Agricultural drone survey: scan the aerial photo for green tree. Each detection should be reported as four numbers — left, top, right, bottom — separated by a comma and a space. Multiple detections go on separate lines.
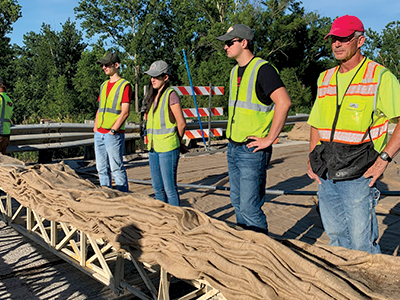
73, 44, 107, 119
0, 0, 22, 82
253, 0, 334, 111
76, 0, 240, 112
364, 21, 400, 79
11, 20, 88, 123
75, 0, 161, 112
167, 0, 236, 109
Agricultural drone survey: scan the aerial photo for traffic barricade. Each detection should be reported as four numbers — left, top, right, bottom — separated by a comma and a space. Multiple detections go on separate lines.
171, 85, 225, 148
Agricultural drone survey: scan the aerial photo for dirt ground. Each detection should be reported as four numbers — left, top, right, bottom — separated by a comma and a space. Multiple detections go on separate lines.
89, 131, 400, 257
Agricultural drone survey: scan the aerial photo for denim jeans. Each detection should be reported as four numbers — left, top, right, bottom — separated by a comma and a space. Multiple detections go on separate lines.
94, 131, 128, 192
227, 142, 272, 232
318, 176, 381, 254
149, 147, 180, 206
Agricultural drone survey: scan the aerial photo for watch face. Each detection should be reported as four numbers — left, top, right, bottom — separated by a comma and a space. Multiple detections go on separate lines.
380, 152, 391, 162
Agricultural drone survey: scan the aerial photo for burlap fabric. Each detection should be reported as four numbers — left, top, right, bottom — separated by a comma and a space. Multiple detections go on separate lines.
0, 155, 399, 300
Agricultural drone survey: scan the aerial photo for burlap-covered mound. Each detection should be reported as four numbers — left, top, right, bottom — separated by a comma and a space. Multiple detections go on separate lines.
288, 122, 311, 141
0, 155, 399, 300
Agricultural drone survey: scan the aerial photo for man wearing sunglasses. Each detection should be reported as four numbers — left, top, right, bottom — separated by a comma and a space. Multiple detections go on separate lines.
217, 24, 291, 235
94, 52, 132, 192
307, 15, 400, 253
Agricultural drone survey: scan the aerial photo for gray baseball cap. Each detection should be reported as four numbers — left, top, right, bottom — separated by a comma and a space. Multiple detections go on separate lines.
144, 60, 171, 77
97, 52, 120, 65
217, 24, 254, 41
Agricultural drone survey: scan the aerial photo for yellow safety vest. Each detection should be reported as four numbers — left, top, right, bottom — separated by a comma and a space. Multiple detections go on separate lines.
0, 93, 13, 135
97, 79, 130, 130
146, 88, 180, 152
314, 58, 388, 152
227, 57, 275, 143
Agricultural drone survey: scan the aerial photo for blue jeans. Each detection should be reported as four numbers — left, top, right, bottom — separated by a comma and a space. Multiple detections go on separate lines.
318, 176, 381, 254
227, 142, 272, 232
149, 147, 180, 206
94, 131, 128, 192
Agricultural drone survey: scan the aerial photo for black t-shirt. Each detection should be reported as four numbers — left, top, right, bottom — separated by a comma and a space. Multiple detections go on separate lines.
237, 60, 285, 105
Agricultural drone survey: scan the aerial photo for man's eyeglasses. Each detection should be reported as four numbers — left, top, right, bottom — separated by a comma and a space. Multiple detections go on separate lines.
225, 39, 243, 47
102, 62, 114, 68
331, 34, 357, 44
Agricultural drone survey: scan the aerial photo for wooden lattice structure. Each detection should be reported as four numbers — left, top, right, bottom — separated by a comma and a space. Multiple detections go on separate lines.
0, 190, 224, 300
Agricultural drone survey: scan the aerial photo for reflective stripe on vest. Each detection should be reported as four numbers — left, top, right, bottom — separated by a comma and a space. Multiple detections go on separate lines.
97, 79, 129, 130
227, 58, 275, 142
316, 60, 387, 145
0, 93, 13, 135
146, 87, 179, 152
146, 88, 176, 135
318, 120, 388, 144
319, 62, 381, 100
229, 59, 275, 113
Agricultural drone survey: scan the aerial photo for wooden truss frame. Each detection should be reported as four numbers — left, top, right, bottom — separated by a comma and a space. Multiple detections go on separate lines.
0, 190, 225, 300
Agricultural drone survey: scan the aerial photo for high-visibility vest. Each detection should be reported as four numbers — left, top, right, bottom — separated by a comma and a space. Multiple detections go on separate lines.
314, 58, 388, 152
0, 93, 13, 135
146, 88, 180, 152
227, 57, 275, 143
97, 79, 130, 130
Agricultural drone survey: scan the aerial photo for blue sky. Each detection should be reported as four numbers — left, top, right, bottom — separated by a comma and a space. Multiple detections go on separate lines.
8, 0, 400, 46
300, 0, 400, 33
9, 0, 82, 46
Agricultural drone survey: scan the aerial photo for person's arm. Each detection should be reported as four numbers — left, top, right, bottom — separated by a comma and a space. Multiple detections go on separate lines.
364, 117, 400, 186
247, 86, 291, 152
93, 109, 99, 133
307, 126, 322, 184
110, 103, 130, 134
170, 102, 186, 141
94, 93, 101, 133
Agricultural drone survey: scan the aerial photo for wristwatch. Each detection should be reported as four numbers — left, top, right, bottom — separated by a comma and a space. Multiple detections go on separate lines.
110, 129, 116, 134
379, 151, 392, 162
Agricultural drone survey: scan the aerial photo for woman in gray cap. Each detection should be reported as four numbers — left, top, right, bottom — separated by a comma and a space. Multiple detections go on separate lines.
143, 60, 186, 206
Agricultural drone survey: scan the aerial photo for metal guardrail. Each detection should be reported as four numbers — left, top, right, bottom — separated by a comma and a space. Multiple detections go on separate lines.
8, 122, 140, 153
7, 114, 309, 153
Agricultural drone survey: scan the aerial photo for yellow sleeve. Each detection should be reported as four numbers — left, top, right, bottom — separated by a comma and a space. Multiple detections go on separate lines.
376, 70, 400, 122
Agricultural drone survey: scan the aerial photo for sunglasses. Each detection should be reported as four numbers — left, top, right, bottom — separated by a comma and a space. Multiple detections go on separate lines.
151, 74, 166, 80
225, 39, 243, 47
331, 33, 357, 44
102, 62, 114, 68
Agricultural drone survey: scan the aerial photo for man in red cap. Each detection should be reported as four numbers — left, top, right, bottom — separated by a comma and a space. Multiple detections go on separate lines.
307, 15, 400, 253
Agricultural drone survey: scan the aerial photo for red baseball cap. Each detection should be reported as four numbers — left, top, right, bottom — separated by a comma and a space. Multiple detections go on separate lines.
324, 15, 364, 39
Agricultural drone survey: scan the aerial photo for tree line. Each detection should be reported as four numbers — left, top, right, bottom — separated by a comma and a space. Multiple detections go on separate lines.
1, 0, 400, 125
